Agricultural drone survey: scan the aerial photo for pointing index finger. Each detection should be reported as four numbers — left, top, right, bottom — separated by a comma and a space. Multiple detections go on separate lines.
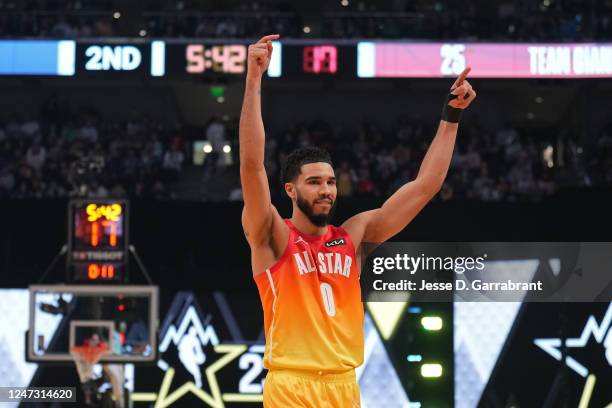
257, 34, 280, 44
452, 66, 471, 88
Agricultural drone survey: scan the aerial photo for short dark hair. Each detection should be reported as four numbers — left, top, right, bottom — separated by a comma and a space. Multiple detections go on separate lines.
280, 146, 333, 184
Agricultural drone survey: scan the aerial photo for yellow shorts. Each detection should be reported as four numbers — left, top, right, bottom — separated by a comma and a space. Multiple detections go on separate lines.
263, 368, 361, 408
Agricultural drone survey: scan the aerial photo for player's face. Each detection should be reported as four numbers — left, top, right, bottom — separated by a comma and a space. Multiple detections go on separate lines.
292, 162, 337, 227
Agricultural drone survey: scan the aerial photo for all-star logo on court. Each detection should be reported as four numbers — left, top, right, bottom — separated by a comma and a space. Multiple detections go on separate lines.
325, 238, 346, 248
157, 292, 220, 386
534, 302, 612, 378
533, 302, 612, 405
133, 292, 265, 407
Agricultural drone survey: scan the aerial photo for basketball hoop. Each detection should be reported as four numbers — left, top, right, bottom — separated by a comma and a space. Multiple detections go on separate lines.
70, 342, 109, 383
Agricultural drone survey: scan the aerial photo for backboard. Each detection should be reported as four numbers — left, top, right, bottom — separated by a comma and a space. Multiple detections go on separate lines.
27, 284, 158, 363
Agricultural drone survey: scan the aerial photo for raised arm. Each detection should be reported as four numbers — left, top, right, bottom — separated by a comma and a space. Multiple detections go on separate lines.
343, 68, 477, 245
239, 34, 279, 245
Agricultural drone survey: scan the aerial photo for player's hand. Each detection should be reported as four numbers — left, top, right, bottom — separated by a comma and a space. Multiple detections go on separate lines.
448, 67, 477, 110
247, 34, 279, 80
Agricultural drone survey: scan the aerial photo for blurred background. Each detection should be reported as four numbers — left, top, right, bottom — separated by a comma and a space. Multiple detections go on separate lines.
0, 0, 611, 407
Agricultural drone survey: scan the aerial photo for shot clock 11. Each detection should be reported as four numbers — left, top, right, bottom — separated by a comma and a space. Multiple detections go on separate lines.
67, 200, 128, 283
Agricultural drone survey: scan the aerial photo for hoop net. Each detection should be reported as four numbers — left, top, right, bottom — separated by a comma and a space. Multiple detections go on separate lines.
70, 342, 110, 383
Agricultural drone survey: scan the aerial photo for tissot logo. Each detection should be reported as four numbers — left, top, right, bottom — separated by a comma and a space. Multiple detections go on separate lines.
325, 238, 346, 248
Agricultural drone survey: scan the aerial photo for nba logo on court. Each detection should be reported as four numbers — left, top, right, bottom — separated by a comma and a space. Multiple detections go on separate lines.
157, 292, 220, 387
136, 292, 267, 407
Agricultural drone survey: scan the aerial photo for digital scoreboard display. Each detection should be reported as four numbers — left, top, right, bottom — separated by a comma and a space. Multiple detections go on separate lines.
75, 43, 152, 77
277, 44, 356, 78
163, 43, 355, 78
357, 42, 612, 78
68, 200, 128, 282
303, 45, 338, 74
5, 39, 611, 79
164, 43, 250, 77
185, 44, 247, 74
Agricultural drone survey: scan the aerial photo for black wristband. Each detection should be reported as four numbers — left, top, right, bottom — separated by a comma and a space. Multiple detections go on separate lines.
441, 93, 463, 123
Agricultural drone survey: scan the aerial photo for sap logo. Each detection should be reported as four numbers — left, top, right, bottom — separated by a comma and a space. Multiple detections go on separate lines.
325, 238, 346, 248
85, 45, 142, 71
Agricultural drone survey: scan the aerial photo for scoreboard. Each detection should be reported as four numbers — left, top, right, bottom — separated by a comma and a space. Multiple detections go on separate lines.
67, 200, 128, 283
70, 40, 358, 78
1, 39, 611, 79
166, 43, 249, 76
76, 43, 151, 77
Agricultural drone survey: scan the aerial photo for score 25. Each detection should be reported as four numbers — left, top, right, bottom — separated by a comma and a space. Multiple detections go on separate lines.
440, 44, 466, 76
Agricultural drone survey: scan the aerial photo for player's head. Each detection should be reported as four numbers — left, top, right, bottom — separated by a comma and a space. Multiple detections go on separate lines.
281, 146, 336, 227
89, 333, 100, 346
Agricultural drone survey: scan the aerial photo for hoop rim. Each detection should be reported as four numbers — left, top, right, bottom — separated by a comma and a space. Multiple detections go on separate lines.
70, 342, 110, 365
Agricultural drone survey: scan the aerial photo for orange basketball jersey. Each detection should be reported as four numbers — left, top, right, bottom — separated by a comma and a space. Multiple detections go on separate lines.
254, 219, 364, 372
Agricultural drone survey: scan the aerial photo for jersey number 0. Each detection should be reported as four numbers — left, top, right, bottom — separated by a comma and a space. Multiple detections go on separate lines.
320, 283, 336, 317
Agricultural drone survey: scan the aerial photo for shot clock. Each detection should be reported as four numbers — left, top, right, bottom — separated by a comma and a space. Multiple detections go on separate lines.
67, 200, 128, 283
303, 45, 338, 74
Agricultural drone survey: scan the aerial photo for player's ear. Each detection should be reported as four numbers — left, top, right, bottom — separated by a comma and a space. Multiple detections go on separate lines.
284, 182, 296, 199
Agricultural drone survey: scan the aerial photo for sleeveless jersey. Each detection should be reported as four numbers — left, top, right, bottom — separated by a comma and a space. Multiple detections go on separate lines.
254, 219, 364, 372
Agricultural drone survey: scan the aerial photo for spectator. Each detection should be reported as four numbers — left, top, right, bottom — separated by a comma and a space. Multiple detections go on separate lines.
5, 0, 605, 41
0, 166, 15, 196
110, 183, 128, 198
357, 167, 376, 195
79, 120, 98, 144
21, 117, 40, 138
472, 164, 497, 201
25, 141, 46, 173
336, 161, 357, 197
87, 180, 109, 198
0, 97, 607, 202
204, 117, 226, 176
439, 181, 454, 201
206, 117, 226, 154
228, 185, 244, 201
162, 145, 185, 181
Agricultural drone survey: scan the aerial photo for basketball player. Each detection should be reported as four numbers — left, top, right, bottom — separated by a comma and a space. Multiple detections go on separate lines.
240, 34, 476, 407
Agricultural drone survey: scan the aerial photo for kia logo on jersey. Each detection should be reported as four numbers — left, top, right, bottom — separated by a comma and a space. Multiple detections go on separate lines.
325, 238, 346, 248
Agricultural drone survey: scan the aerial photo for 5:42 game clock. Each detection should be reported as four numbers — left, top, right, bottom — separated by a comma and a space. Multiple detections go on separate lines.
68, 200, 128, 283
